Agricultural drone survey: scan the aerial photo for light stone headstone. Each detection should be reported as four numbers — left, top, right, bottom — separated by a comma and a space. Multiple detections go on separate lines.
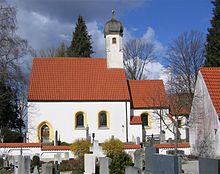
54, 153, 62, 164
136, 137, 140, 145
42, 163, 53, 174
84, 154, 96, 174
13, 155, 25, 174
134, 149, 143, 170
33, 166, 39, 174
125, 166, 141, 174
90, 140, 103, 157
64, 152, 69, 160
99, 157, 112, 174
24, 156, 31, 174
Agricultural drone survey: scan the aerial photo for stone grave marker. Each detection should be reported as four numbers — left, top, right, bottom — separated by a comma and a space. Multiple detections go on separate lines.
99, 157, 111, 174
24, 156, 31, 174
42, 163, 53, 174
134, 149, 143, 170
125, 166, 141, 174
153, 154, 181, 174
33, 166, 39, 174
144, 147, 156, 174
84, 154, 96, 174
64, 152, 69, 160
90, 140, 103, 157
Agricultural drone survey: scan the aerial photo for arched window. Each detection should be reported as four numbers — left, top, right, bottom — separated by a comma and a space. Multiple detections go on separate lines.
37, 121, 53, 143
75, 112, 85, 128
99, 111, 108, 128
141, 113, 148, 127
112, 37, 116, 44
41, 125, 50, 143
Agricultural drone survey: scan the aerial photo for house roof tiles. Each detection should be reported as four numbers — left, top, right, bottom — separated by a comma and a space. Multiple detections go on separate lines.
200, 68, 220, 116
28, 58, 130, 101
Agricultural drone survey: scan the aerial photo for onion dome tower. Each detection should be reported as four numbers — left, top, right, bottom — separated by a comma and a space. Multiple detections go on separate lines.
104, 11, 124, 68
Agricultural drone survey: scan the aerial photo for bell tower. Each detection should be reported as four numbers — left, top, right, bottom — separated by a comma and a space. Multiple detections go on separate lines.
104, 11, 123, 68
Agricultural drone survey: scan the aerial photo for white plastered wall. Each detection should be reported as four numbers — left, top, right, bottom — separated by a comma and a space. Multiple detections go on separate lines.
189, 71, 220, 157
28, 101, 129, 143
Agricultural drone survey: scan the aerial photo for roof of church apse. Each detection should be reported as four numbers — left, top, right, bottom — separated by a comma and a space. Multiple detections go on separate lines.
128, 80, 169, 109
28, 57, 130, 101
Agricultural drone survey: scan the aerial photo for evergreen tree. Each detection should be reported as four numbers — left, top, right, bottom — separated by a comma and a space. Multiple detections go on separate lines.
205, 0, 220, 67
67, 16, 93, 57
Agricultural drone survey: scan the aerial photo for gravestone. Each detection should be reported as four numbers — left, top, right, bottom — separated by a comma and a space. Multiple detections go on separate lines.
125, 166, 141, 174
136, 137, 140, 144
64, 152, 69, 160
13, 155, 24, 174
84, 154, 96, 174
134, 149, 143, 170
24, 156, 31, 174
153, 154, 181, 174
99, 157, 111, 174
199, 157, 220, 174
90, 140, 103, 157
54, 153, 62, 164
144, 147, 156, 174
33, 166, 39, 174
42, 163, 53, 174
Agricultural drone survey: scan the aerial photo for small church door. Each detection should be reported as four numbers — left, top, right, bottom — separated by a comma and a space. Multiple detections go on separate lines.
41, 125, 50, 143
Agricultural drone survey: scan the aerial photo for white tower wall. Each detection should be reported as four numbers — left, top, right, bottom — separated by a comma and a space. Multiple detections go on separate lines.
105, 34, 123, 68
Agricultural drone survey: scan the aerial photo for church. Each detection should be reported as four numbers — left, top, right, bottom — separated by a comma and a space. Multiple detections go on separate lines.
27, 15, 174, 144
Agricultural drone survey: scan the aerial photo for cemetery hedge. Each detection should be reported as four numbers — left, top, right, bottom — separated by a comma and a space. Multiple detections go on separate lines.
102, 138, 124, 156
70, 139, 91, 158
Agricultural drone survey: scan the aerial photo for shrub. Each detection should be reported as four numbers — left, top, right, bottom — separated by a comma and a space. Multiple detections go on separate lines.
30, 155, 40, 173
102, 138, 124, 157
1, 128, 23, 143
109, 151, 133, 174
60, 159, 83, 172
70, 139, 91, 159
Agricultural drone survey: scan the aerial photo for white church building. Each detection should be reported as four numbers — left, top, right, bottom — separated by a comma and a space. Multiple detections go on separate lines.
27, 15, 175, 144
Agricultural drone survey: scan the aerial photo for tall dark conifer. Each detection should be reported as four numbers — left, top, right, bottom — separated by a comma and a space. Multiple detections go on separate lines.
67, 16, 93, 57
205, 0, 220, 67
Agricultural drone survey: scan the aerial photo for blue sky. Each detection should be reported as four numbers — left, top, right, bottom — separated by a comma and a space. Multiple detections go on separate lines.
11, 0, 213, 79
121, 0, 212, 45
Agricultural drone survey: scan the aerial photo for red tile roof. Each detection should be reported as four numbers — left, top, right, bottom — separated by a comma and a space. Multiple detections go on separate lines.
123, 144, 141, 149
0, 143, 41, 148
42, 146, 70, 151
28, 58, 130, 101
200, 68, 220, 116
130, 116, 142, 125
153, 143, 190, 149
128, 80, 169, 109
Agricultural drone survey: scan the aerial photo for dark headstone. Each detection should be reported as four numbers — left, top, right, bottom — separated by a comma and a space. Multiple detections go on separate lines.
144, 147, 156, 174
199, 157, 220, 174
153, 154, 181, 174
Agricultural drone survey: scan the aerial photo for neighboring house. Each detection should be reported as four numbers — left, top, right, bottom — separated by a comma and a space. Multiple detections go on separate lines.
27, 15, 173, 144
189, 67, 220, 157
169, 93, 192, 141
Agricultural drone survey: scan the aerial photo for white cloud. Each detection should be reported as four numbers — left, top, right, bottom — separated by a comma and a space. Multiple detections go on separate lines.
144, 62, 168, 82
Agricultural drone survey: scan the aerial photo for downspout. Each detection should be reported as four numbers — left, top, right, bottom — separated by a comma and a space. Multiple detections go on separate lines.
125, 102, 128, 142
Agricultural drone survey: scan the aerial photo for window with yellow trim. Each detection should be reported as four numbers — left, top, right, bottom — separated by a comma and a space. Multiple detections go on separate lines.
141, 113, 149, 127
75, 112, 85, 128
99, 111, 108, 128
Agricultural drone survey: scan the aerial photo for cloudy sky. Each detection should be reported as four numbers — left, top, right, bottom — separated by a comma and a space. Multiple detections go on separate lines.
10, 0, 212, 79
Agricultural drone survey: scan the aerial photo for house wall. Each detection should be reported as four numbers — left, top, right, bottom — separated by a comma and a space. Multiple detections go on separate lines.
28, 101, 130, 143
189, 71, 220, 157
